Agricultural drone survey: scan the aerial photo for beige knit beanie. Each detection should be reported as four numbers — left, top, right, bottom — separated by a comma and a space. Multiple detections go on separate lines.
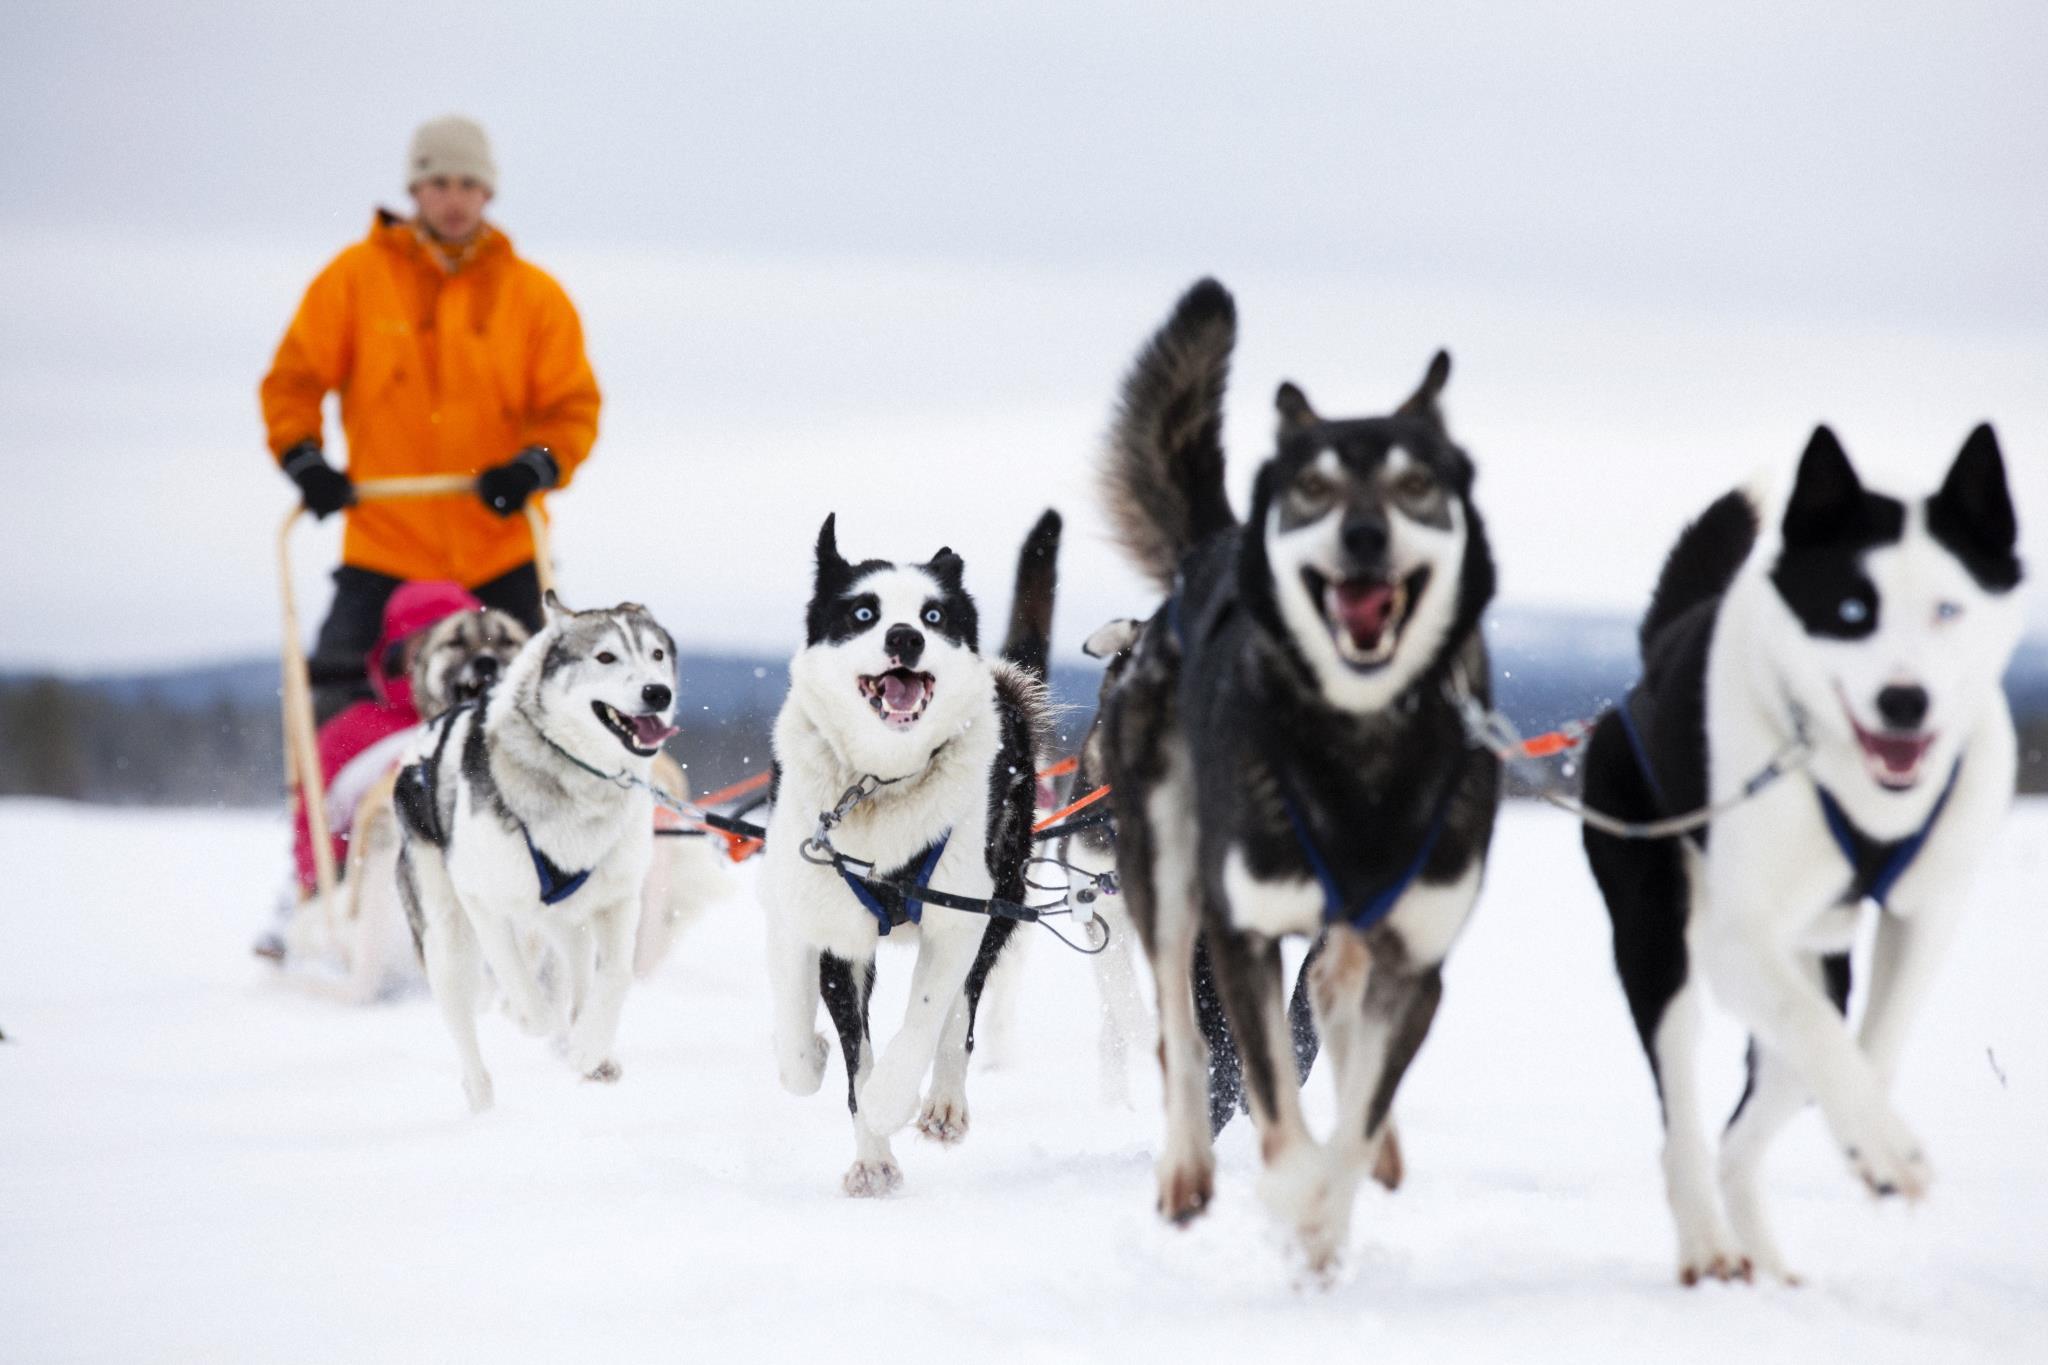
406, 116, 497, 192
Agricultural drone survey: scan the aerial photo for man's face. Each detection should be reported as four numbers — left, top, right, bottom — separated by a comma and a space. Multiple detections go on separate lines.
409, 175, 492, 243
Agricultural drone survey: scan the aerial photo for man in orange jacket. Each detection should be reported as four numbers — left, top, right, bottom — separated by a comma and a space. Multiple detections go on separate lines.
261, 115, 600, 720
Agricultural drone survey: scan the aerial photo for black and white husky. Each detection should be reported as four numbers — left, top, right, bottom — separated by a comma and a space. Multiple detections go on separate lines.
1094, 279, 1501, 1269
394, 593, 680, 1112
762, 514, 1050, 1196
1581, 425, 2023, 1285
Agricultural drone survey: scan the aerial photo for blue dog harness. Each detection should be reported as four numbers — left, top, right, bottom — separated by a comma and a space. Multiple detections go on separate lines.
1615, 684, 1958, 907
1280, 782, 1456, 932
524, 830, 592, 906
838, 835, 951, 935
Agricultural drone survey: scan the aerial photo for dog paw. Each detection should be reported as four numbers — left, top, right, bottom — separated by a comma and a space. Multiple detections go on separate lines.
1260, 1143, 1355, 1275
1156, 1158, 1215, 1225
1678, 1253, 1755, 1288
857, 1051, 923, 1135
1371, 1125, 1404, 1192
462, 1070, 495, 1115
915, 1097, 969, 1145
1841, 1109, 1931, 1200
841, 1159, 903, 1198
582, 1059, 622, 1084
777, 1032, 829, 1097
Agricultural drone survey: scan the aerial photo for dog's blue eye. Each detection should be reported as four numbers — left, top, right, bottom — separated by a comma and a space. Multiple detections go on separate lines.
853, 606, 874, 623
1838, 598, 1869, 625
596, 651, 617, 664
1935, 601, 1962, 623
923, 608, 942, 626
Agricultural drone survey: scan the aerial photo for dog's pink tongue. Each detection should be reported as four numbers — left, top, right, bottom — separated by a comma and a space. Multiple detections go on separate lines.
1870, 733, 1929, 775
629, 714, 678, 747
880, 671, 928, 711
1331, 580, 1396, 643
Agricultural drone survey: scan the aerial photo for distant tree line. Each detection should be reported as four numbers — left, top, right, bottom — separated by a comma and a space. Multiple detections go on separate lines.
5, 651, 2046, 807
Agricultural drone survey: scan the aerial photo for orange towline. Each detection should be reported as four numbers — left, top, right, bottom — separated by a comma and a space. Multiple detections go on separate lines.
1033, 782, 1112, 834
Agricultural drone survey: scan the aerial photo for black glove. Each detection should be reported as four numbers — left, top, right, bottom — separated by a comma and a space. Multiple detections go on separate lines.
280, 440, 353, 519
476, 446, 559, 517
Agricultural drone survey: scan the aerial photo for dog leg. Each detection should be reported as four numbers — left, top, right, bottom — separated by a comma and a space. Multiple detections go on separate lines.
1135, 798, 1215, 1223
858, 919, 981, 1136
408, 851, 494, 1113
1717, 952, 1847, 1285
1701, 919, 1928, 1201
822, 952, 900, 1195
767, 925, 829, 1097
1091, 903, 1149, 1107
468, 905, 555, 1039
1207, 921, 1338, 1270
1650, 978, 1748, 1284
563, 898, 639, 1082
1859, 904, 1962, 1089
918, 993, 973, 1145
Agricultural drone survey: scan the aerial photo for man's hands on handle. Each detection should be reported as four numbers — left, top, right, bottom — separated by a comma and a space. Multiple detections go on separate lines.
281, 440, 354, 519
477, 446, 559, 517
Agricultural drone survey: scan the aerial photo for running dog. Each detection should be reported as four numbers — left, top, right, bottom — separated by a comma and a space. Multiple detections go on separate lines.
1095, 279, 1500, 1270
395, 593, 679, 1112
1580, 424, 2023, 1285
762, 513, 1051, 1196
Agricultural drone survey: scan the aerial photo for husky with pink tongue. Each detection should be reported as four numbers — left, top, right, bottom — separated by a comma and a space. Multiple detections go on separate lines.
394, 591, 681, 1113
762, 513, 1052, 1197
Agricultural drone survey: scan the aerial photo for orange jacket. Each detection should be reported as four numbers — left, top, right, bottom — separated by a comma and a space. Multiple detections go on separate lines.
261, 211, 600, 585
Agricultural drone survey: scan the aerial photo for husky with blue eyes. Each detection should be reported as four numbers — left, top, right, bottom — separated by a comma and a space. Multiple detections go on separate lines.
762, 512, 1053, 1196
1580, 425, 2023, 1285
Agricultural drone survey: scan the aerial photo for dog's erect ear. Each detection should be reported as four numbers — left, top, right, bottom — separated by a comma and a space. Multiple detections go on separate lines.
926, 546, 965, 590
1928, 423, 2022, 591
542, 589, 571, 625
1082, 618, 1142, 660
1275, 381, 1318, 433
1781, 425, 1863, 546
814, 513, 850, 593
1395, 350, 1452, 426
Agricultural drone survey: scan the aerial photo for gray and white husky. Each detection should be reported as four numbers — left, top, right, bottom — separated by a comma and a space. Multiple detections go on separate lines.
1581, 424, 2024, 1285
394, 592, 679, 1112
1094, 279, 1501, 1270
762, 514, 1049, 1196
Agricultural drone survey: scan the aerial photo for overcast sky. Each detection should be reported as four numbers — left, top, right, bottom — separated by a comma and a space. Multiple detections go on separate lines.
2, 1, 2043, 670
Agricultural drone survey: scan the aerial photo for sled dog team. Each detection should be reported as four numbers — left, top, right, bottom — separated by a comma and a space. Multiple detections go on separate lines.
382, 277, 2024, 1285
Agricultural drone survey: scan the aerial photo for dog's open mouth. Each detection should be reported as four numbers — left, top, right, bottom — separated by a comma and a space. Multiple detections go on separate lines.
858, 668, 934, 729
1845, 705, 1935, 791
1305, 566, 1429, 669
592, 700, 678, 756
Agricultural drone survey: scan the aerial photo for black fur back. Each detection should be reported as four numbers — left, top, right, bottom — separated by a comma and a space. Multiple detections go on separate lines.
1639, 491, 1759, 658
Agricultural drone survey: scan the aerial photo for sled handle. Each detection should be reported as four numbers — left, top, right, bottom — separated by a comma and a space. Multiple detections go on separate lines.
278, 477, 558, 918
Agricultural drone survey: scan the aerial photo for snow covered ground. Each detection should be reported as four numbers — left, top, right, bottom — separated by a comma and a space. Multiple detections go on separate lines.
3, 798, 2044, 1363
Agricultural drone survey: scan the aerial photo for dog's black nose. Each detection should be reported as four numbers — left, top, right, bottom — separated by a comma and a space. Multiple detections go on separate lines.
1876, 684, 1929, 731
1341, 514, 1389, 565
884, 625, 925, 668
471, 655, 499, 679
641, 682, 673, 711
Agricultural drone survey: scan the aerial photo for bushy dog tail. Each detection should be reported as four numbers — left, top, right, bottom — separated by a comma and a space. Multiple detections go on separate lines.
1639, 489, 1761, 657
1000, 508, 1062, 679
1099, 278, 1239, 591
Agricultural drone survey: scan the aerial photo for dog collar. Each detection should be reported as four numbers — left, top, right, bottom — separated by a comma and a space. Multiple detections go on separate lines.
1814, 762, 1962, 909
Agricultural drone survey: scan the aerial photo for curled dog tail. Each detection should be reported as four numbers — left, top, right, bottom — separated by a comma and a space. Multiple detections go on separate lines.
1000, 508, 1062, 680
1639, 489, 1760, 657
1099, 278, 1239, 591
